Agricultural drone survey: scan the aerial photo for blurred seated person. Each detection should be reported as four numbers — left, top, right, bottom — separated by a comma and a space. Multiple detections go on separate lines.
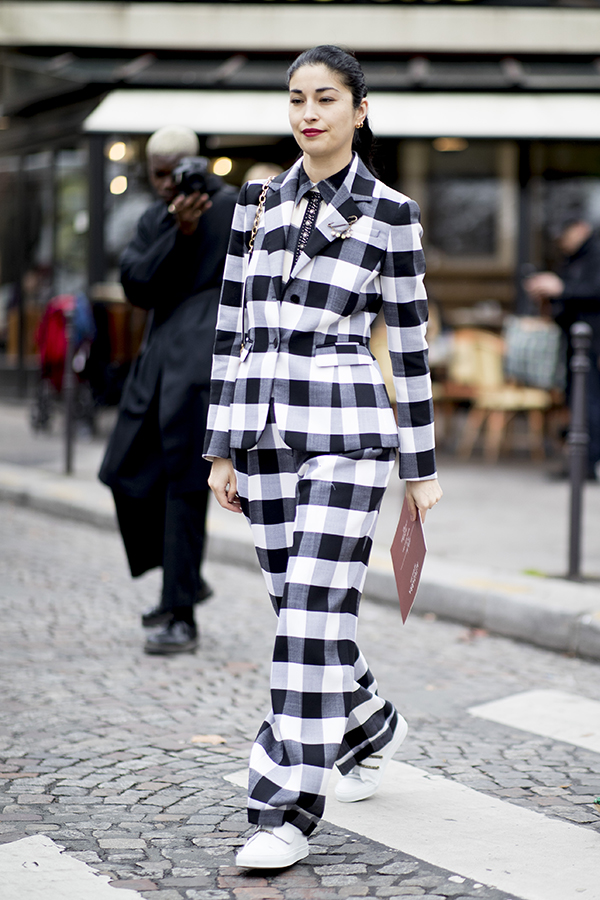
524, 218, 600, 480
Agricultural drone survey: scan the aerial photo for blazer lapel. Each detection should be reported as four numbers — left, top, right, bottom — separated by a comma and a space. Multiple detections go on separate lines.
295, 192, 362, 268
260, 163, 300, 301
289, 156, 375, 281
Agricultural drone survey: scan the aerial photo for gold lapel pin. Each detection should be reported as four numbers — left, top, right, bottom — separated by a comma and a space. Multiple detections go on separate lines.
328, 216, 358, 240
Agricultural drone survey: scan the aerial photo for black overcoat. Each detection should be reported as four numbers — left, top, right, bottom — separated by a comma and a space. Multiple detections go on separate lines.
99, 178, 236, 572
554, 234, 600, 358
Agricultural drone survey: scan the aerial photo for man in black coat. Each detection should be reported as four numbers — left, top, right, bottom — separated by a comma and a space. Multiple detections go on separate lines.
99, 125, 236, 652
525, 218, 600, 479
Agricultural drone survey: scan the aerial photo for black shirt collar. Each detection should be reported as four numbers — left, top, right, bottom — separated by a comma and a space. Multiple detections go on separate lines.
295, 159, 353, 206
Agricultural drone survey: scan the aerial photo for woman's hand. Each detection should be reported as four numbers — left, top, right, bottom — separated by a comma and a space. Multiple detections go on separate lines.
208, 458, 243, 514
405, 478, 442, 523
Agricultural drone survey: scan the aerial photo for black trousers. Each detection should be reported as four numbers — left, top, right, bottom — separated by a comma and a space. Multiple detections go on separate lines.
113, 486, 209, 609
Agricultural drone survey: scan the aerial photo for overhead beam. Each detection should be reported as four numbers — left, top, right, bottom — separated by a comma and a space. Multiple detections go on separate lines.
1, 2, 600, 55
83, 89, 600, 140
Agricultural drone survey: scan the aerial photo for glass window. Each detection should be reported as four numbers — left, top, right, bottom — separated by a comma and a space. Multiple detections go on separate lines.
20, 151, 55, 357
399, 139, 518, 312
400, 139, 518, 274
0, 157, 22, 355
528, 142, 600, 269
428, 177, 499, 257
55, 146, 88, 294
104, 136, 153, 283
425, 142, 505, 263
0, 151, 58, 360
24, 151, 54, 276
543, 178, 600, 231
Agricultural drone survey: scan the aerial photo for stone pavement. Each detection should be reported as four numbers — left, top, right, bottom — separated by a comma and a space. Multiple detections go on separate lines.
1, 502, 600, 900
0, 401, 599, 660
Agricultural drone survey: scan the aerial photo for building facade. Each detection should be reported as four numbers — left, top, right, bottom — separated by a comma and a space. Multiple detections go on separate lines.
2, 0, 600, 393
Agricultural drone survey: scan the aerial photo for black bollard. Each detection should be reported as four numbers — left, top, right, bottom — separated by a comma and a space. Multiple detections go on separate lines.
567, 321, 592, 580
63, 305, 76, 475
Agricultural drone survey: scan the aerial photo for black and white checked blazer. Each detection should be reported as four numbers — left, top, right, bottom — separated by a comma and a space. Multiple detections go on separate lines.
204, 154, 436, 480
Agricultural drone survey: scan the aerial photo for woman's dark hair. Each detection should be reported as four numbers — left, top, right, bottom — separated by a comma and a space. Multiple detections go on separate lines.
287, 45, 376, 175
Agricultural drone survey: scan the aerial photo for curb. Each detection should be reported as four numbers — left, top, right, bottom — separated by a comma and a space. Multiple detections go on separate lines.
0, 476, 117, 532
365, 562, 600, 661
2, 471, 600, 662
0, 484, 117, 532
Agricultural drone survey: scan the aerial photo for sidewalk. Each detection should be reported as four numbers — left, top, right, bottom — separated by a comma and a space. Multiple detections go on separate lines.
1, 400, 599, 660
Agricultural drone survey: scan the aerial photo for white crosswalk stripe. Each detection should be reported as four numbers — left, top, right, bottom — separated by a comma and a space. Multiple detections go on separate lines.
469, 689, 600, 753
226, 688, 600, 900
226, 763, 600, 900
0, 834, 141, 900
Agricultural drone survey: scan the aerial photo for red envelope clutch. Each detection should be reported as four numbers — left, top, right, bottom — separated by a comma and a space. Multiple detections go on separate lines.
391, 496, 427, 623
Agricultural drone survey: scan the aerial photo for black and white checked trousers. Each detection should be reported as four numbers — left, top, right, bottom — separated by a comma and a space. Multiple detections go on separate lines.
232, 407, 399, 835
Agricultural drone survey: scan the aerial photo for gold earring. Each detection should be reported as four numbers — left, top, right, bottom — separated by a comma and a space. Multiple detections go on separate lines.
356, 122, 364, 130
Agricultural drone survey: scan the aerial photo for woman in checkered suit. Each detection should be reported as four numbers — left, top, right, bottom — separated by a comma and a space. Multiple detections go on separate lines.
205, 45, 442, 869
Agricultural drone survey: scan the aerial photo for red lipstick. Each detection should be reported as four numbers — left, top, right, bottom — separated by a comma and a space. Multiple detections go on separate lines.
302, 129, 324, 136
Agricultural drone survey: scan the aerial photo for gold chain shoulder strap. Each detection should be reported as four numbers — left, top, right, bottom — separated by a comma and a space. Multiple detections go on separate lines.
247, 176, 273, 257
240, 176, 273, 357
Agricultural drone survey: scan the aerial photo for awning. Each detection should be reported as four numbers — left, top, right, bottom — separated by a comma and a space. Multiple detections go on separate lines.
83, 89, 600, 141
83, 90, 289, 136
373, 93, 600, 140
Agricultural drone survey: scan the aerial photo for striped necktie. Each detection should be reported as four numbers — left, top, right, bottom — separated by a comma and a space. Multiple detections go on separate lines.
293, 190, 321, 268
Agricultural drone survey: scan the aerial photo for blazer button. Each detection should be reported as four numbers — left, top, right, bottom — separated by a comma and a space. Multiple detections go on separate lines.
290, 294, 300, 304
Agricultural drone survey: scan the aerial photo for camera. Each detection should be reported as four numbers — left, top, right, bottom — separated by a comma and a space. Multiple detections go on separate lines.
171, 157, 218, 197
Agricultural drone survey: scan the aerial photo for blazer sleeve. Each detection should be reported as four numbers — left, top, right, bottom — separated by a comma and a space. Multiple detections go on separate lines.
203, 182, 254, 460
380, 197, 437, 481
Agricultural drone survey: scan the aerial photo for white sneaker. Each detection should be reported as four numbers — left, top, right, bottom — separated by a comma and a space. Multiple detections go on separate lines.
235, 822, 309, 869
334, 714, 408, 803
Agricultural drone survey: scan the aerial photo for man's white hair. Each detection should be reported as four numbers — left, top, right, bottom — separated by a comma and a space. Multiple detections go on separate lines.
146, 126, 199, 158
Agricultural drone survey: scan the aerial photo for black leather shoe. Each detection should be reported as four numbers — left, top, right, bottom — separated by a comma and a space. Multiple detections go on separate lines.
197, 578, 214, 603
142, 580, 213, 628
141, 603, 171, 628
144, 619, 198, 655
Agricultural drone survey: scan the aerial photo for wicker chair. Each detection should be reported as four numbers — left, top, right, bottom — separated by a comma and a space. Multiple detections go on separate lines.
437, 328, 555, 462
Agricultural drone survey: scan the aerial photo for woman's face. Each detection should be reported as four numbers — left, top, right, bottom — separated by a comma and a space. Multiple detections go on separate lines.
288, 63, 367, 167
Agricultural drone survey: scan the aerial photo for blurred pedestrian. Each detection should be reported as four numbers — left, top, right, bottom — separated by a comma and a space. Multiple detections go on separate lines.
31, 291, 96, 433
205, 46, 441, 869
524, 217, 600, 480
99, 125, 236, 654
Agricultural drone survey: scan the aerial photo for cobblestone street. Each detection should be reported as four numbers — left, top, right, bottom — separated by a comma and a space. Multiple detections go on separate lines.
1, 502, 600, 900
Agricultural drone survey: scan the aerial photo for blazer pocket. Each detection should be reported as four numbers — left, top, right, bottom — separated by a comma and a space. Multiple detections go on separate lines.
347, 222, 381, 242
315, 342, 373, 367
